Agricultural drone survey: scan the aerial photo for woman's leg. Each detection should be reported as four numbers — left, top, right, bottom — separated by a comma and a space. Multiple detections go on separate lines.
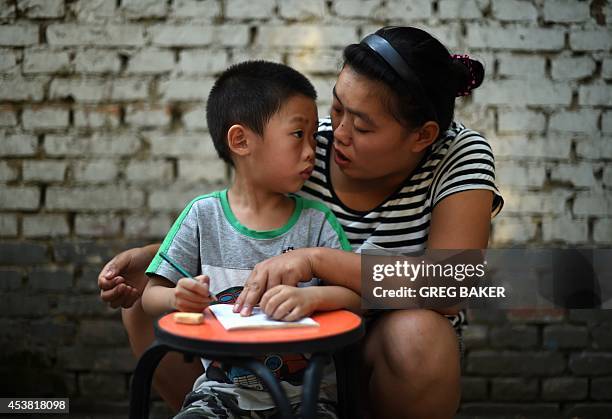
122, 299, 204, 412
362, 309, 461, 419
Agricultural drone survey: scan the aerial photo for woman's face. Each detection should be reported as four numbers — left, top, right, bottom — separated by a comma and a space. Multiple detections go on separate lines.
330, 66, 424, 183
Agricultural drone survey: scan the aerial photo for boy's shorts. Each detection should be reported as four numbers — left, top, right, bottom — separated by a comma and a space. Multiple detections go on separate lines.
174, 386, 338, 419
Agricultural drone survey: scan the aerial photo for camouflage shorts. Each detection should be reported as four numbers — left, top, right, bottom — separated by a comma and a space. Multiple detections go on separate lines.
174, 386, 338, 419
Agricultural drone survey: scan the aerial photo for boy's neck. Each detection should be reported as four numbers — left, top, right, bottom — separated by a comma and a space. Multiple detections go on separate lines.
227, 177, 296, 232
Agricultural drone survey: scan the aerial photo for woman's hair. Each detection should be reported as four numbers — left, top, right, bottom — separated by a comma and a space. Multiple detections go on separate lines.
343, 26, 484, 134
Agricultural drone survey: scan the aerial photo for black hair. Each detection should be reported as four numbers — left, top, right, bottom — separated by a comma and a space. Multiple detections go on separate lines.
343, 26, 484, 134
206, 60, 317, 166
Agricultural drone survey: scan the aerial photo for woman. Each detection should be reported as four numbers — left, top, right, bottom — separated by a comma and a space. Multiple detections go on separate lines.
99, 26, 503, 419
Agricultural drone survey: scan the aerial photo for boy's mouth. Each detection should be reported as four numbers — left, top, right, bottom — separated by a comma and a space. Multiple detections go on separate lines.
300, 166, 314, 179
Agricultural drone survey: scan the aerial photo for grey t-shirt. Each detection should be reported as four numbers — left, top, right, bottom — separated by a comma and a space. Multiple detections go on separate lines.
146, 189, 350, 410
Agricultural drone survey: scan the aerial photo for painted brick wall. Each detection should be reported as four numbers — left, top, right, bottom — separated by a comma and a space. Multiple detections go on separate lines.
0, 1, 610, 417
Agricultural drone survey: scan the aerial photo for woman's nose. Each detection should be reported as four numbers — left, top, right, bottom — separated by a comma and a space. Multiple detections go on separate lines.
334, 121, 352, 146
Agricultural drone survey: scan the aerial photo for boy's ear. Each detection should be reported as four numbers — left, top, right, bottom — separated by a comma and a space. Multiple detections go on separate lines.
410, 121, 440, 153
227, 124, 252, 157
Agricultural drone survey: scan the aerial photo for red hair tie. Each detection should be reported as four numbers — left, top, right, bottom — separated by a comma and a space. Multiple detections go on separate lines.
452, 54, 476, 97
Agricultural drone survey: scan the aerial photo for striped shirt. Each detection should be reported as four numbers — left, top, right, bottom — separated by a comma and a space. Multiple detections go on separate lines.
298, 117, 504, 254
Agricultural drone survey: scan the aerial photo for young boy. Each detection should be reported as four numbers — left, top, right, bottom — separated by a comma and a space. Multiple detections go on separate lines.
141, 61, 360, 418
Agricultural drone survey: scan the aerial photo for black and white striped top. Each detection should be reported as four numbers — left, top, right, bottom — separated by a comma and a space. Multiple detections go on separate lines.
298, 117, 504, 254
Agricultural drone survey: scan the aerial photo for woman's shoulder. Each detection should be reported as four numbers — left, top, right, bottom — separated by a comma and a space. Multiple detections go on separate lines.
434, 121, 495, 163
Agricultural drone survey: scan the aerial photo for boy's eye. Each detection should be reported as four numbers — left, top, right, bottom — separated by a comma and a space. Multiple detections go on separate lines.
292, 130, 304, 139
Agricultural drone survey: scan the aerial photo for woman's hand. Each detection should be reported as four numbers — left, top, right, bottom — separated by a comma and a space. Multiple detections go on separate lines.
260, 285, 318, 321
233, 248, 315, 316
172, 275, 215, 313
98, 244, 159, 309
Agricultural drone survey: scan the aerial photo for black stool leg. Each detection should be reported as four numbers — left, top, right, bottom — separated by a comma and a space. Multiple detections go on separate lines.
301, 353, 331, 419
129, 342, 170, 419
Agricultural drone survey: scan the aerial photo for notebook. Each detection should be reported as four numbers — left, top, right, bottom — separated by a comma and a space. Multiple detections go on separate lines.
209, 304, 319, 330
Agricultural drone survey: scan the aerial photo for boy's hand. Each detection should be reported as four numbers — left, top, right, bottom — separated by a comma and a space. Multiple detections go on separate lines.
259, 285, 318, 321
172, 275, 215, 312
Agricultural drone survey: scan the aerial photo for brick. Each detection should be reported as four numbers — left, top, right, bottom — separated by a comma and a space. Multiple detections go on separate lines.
110, 78, 149, 101
4, 293, 51, 316
551, 56, 596, 80
333, 0, 383, 19
570, 352, 612, 375
75, 214, 121, 237
491, 378, 538, 401
0, 107, 17, 126
288, 49, 343, 74
50, 78, 108, 102
148, 133, 216, 158
150, 187, 218, 211
127, 49, 175, 74
497, 53, 546, 78
22, 107, 70, 130
593, 219, 612, 244
124, 214, 173, 238
438, 0, 482, 19
575, 136, 612, 160
0, 187, 39, 210
93, 347, 136, 372
23, 49, 70, 74
121, 0, 167, 18
510, 309, 568, 323
383, 0, 431, 19
0, 49, 18, 72
178, 159, 227, 183
177, 50, 228, 75
0, 77, 45, 101
226, 0, 275, 19
0, 214, 18, 237
71, 0, 116, 21
28, 267, 72, 290
125, 160, 173, 183
591, 321, 612, 349
500, 189, 569, 215
489, 324, 538, 349
569, 310, 612, 323
566, 404, 612, 419
550, 162, 598, 188
257, 26, 356, 48
74, 50, 120, 74
279, 0, 325, 20
461, 377, 487, 401
79, 373, 126, 399
45, 133, 141, 157
46, 186, 145, 210
158, 77, 214, 101
72, 159, 118, 183
543, 0, 591, 22
150, 25, 213, 46
498, 109, 546, 134
570, 29, 612, 51
76, 266, 104, 293
603, 112, 612, 134
125, 105, 171, 128
573, 193, 610, 216
543, 325, 589, 349
0, 242, 48, 264
74, 106, 121, 128
495, 161, 545, 188
53, 240, 115, 264
542, 216, 589, 243
47, 24, 145, 47
550, 109, 599, 134
603, 58, 612, 79
542, 377, 588, 401
23, 214, 70, 237
592, 378, 612, 400
493, 135, 574, 161
182, 105, 208, 129
0, 161, 18, 181
0, 0, 15, 17
0, 25, 38, 46
76, 320, 128, 345
18, 0, 65, 18
580, 82, 612, 106
0, 269, 22, 289
466, 350, 565, 376
28, 319, 76, 346
459, 403, 560, 417
23, 160, 67, 182
229, 49, 283, 65
172, 0, 221, 18
474, 79, 572, 105
491, 0, 537, 21
467, 24, 564, 51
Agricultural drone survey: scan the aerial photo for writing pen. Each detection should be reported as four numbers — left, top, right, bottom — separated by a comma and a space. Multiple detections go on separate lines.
159, 251, 217, 302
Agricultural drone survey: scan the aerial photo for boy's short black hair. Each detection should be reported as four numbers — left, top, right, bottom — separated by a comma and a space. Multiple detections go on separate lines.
206, 60, 317, 166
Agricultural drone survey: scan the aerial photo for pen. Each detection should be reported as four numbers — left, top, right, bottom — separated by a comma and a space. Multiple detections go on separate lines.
159, 252, 217, 302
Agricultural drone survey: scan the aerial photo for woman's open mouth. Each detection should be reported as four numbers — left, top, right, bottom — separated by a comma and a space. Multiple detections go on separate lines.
333, 147, 351, 167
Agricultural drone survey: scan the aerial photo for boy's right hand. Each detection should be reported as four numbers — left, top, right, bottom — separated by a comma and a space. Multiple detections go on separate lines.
172, 275, 215, 312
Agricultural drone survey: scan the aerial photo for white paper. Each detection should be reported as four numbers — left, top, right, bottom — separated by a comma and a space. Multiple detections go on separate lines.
209, 304, 319, 330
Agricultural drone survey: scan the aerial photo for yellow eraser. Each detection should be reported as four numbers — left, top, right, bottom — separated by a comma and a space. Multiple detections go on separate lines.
173, 312, 204, 325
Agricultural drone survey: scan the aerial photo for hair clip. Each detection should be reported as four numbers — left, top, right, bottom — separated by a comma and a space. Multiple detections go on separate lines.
451, 54, 476, 97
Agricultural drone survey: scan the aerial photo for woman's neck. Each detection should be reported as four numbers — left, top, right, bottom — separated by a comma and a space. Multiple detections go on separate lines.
227, 178, 295, 231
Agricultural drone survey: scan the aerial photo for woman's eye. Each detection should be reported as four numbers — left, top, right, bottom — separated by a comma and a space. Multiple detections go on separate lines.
292, 130, 304, 139
355, 126, 369, 134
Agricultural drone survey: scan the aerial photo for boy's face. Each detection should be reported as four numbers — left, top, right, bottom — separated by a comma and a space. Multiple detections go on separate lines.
250, 95, 318, 193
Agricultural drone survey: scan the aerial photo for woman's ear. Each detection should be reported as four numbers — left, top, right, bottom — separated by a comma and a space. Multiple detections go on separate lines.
411, 121, 440, 153
227, 124, 251, 157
